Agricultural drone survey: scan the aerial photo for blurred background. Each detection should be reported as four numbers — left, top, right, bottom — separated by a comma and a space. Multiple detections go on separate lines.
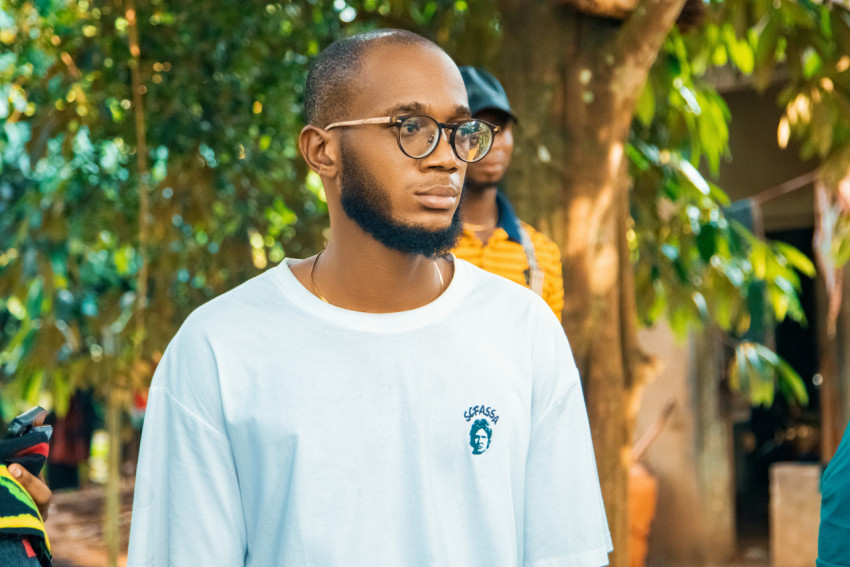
1, 1, 849, 566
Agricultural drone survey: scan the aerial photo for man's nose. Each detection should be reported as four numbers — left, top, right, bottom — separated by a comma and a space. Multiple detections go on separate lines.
421, 128, 460, 169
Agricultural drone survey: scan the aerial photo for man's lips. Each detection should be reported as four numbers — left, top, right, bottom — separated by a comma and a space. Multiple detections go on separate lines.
473, 162, 504, 174
415, 186, 459, 210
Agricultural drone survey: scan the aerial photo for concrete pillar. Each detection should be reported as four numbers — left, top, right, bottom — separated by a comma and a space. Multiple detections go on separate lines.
769, 462, 821, 567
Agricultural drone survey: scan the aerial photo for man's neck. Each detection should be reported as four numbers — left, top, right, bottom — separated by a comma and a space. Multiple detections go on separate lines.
290, 218, 451, 313
460, 184, 499, 228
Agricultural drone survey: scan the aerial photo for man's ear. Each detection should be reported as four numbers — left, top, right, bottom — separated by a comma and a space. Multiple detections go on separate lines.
299, 125, 339, 177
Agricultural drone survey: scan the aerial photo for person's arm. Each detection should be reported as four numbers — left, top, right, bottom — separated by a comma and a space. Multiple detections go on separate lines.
7, 464, 51, 520
523, 312, 611, 567
127, 319, 247, 566
818, 425, 850, 567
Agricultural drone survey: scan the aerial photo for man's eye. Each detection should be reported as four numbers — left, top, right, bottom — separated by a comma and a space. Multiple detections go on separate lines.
403, 123, 421, 134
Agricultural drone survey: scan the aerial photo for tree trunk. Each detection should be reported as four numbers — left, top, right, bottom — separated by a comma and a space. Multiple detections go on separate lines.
497, 2, 685, 565
814, 179, 846, 460
104, 385, 122, 567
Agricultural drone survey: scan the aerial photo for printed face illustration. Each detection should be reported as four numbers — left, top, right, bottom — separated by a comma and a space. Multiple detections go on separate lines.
473, 430, 489, 453
469, 419, 492, 455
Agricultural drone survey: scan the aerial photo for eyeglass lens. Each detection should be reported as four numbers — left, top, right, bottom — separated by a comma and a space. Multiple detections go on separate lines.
398, 116, 494, 163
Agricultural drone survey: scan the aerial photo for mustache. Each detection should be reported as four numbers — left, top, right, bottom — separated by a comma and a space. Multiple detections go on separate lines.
409, 178, 462, 192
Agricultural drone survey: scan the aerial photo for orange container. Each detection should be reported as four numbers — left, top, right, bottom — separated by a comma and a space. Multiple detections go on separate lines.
628, 462, 659, 567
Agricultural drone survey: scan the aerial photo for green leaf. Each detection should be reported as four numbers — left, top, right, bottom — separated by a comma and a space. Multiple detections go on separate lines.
746, 280, 766, 338
767, 285, 790, 321
52, 371, 72, 417
732, 343, 750, 395
775, 354, 809, 406
802, 48, 823, 79
748, 246, 765, 282
743, 343, 774, 406
673, 157, 711, 195
692, 291, 708, 321
696, 223, 716, 262
708, 182, 732, 206
25, 277, 44, 316
811, 98, 835, 157
636, 82, 656, 126
723, 24, 755, 74
723, 262, 746, 288
753, 16, 780, 90
773, 241, 816, 277
626, 143, 651, 171
23, 370, 44, 407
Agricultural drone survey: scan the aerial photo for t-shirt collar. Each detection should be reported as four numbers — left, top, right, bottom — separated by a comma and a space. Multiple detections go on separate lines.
496, 191, 523, 243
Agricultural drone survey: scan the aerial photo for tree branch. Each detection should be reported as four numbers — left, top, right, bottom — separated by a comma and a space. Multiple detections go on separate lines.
125, 0, 151, 381
609, 0, 687, 98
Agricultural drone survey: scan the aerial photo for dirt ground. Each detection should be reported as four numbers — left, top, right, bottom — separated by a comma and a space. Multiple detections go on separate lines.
45, 478, 133, 567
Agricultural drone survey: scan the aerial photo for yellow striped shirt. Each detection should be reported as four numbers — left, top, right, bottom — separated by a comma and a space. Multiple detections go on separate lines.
453, 194, 564, 321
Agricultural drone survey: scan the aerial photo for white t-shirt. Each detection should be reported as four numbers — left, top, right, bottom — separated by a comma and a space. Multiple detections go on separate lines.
127, 258, 612, 567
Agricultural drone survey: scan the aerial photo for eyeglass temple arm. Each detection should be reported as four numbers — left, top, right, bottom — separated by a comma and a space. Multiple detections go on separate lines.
324, 117, 394, 130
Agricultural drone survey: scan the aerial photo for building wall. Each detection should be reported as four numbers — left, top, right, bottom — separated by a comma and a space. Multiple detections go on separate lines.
636, 323, 735, 566
715, 87, 817, 232
636, 85, 823, 565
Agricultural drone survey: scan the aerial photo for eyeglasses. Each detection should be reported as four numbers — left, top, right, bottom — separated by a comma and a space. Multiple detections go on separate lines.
324, 114, 500, 163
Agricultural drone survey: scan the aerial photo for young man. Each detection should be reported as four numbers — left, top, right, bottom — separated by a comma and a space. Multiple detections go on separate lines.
454, 67, 565, 321
127, 30, 611, 566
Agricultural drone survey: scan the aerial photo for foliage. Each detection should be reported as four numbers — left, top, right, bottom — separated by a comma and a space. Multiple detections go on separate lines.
729, 341, 809, 407
626, 0, 850, 406
698, 0, 850, 180
698, 0, 850, 261
0, 0, 350, 415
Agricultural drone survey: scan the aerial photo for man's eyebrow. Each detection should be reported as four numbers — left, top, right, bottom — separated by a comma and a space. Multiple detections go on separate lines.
384, 102, 426, 116
382, 102, 472, 120
453, 104, 471, 119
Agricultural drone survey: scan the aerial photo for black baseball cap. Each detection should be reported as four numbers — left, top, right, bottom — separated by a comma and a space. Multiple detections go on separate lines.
459, 66, 518, 123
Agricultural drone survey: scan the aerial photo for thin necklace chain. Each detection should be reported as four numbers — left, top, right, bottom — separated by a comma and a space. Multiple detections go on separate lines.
309, 251, 445, 305
463, 220, 497, 232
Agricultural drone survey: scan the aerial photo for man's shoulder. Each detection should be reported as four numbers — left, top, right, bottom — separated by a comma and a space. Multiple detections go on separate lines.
460, 257, 525, 289
456, 258, 553, 314
178, 265, 286, 335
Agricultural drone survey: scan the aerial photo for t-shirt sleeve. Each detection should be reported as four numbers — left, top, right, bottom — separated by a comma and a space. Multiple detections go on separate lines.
524, 313, 612, 567
127, 318, 246, 566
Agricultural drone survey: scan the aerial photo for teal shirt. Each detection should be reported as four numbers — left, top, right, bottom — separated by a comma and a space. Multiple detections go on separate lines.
819, 424, 850, 567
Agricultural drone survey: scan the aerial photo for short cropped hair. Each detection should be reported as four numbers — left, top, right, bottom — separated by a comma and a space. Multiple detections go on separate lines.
303, 29, 440, 128
470, 419, 492, 443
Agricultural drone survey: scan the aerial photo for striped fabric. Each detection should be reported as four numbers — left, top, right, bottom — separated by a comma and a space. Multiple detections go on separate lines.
454, 204, 564, 321
0, 428, 51, 478
0, 465, 51, 566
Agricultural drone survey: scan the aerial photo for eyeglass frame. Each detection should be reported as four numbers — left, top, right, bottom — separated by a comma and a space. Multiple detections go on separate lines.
323, 114, 501, 163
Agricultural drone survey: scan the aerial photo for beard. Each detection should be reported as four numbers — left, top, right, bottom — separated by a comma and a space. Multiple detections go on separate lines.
339, 141, 462, 259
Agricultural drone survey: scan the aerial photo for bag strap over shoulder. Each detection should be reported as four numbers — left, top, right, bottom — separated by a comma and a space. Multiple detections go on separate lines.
518, 225, 544, 297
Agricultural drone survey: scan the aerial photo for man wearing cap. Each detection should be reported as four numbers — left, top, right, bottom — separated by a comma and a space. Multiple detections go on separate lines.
454, 67, 565, 320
